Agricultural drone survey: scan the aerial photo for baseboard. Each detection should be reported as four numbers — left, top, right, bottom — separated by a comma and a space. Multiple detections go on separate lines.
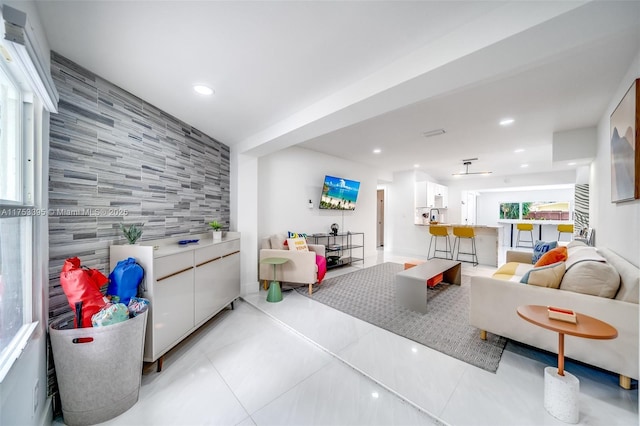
37, 396, 53, 426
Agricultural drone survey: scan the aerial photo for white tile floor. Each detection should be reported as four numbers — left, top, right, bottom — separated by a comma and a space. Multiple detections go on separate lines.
57, 250, 638, 426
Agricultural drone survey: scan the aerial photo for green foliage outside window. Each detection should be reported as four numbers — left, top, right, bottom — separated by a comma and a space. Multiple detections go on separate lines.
499, 202, 520, 219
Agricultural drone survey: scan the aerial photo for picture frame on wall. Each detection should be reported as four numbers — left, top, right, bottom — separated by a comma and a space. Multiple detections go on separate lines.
610, 78, 640, 203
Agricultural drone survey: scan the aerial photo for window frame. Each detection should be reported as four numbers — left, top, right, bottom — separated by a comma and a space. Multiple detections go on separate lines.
0, 42, 38, 384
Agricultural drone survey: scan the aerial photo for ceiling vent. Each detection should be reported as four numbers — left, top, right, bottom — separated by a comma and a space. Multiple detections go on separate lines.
422, 128, 446, 138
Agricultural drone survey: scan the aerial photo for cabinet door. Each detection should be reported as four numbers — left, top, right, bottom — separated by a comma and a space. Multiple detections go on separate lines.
441, 185, 449, 208
214, 252, 241, 310
152, 267, 195, 358
426, 181, 435, 208
194, 257, 222, 325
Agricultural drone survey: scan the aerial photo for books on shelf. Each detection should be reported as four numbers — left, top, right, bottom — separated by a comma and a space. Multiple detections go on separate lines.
547, 306, 577, 323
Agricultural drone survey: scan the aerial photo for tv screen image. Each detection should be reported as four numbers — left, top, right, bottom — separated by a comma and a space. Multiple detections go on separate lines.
320, 175, 360, 210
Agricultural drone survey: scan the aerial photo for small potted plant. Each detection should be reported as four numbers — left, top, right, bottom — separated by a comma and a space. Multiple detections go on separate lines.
209, 220, 222, 241
120, 223, 143, 245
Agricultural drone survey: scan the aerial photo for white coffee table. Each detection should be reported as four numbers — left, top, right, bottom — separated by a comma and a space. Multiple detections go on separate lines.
395, 259, 461, 314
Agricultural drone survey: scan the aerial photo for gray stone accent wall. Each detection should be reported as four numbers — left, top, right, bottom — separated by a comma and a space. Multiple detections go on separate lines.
48, 51, 230, 316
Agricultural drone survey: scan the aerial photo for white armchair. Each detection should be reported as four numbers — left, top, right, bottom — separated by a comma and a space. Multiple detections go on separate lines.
259, 234, 326, 295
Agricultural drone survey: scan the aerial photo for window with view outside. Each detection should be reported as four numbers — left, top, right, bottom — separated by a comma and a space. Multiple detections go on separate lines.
0, 49, 34, 376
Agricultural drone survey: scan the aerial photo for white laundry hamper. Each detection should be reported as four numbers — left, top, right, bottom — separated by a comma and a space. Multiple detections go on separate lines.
49, 307, 148, 426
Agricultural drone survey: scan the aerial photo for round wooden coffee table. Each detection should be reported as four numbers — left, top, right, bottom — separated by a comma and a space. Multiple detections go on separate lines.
517, 305, 617, 423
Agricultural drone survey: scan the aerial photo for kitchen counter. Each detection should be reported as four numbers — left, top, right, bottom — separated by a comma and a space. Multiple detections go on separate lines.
414, 223, 502, 267
497, 220, 574, 247
415, 223, 501, 229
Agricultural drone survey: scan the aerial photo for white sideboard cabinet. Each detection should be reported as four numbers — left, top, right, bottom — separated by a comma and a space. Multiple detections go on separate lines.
110, 232, 240, 371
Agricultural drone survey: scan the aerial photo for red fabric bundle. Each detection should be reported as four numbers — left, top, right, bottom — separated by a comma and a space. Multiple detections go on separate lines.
60, 257, 108, 327
315, 254, 327, 283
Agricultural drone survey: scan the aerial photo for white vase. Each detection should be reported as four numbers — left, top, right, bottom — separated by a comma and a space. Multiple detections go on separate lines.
212, 230, 222, 241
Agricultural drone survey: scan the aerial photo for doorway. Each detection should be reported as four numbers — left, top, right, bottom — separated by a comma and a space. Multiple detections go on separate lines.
376, 189, 384, 247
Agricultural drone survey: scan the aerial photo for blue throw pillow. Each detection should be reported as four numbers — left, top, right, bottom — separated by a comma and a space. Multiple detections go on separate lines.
532, 240, 558, 264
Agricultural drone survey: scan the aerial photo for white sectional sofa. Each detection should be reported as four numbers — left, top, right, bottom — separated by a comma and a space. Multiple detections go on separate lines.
469, 242, 639, 388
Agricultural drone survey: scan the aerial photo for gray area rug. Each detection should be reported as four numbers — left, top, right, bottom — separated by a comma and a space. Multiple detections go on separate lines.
295, 262, 507, 372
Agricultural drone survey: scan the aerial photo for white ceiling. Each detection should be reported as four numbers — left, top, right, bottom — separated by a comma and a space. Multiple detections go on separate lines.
30, 1, 640, 181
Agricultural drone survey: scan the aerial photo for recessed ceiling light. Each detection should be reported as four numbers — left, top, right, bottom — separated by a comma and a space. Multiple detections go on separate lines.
514, 148, 525, 153
193, 85, 214, 95
500, 118, 515, 126
373, 149, 381, 154
413, 164, 420, 168
568, 162, 577, 166
521, 164, 529, 168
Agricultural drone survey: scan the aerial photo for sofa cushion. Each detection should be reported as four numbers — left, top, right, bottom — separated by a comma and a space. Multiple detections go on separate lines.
534, 246, 568, 267
598, 248, 639, 303
520, 261, 566, 288
560, 259, 620, 298
287, 237, 309, 252
492, 262, 534, 281
269, 234, 287, 250
567, 240, 587, 249
532, 240, 558, 263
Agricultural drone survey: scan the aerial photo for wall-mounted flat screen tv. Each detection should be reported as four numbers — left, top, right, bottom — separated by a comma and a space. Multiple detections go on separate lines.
319, 175, 360, 210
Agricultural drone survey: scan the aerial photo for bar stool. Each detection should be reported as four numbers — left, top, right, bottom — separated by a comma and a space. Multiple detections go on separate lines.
557, 224, 574, 242
453, 226, 478, 266
516, 223, 534, 248
428, 225, 452, 260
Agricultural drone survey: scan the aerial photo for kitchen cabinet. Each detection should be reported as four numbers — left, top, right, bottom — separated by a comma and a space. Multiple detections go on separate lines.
415, 180, 448, 208
110, 232, 240, 369
426, 181, 436, 208
434, 184, 448, 208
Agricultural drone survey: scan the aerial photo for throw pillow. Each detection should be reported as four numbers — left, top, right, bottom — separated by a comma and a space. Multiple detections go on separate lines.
288, 231, 308, 239
534, 246, 568, 267
287, 237, 309, 252
560, 260, 620, 298
269, 234, 286, 250
520, 261, 566, 288
532, 240, 558, 264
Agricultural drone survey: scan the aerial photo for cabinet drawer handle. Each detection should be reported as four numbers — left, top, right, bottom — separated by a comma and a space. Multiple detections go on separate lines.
222, 250, 240, 258
157, 266, 194, 282
196, 257, 221, 267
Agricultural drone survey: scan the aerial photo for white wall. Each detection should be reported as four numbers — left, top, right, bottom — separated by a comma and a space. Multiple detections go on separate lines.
592, 50, 640, 267
232, 151, 260, 295
257, 146, 378, 258
385, 171, 430, 257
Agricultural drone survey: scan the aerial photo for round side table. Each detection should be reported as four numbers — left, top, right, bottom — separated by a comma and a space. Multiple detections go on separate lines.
517, 305, 617, 423
260, 257, 290, 303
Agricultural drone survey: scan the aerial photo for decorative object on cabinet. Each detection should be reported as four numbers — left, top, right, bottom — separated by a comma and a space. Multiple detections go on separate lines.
110, 232, 241, 372
120, 223, 143, 245
209, 220, 223, 240
307, 232, 364, 269
330, 223, 339, 235
610, 78, 639, 202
